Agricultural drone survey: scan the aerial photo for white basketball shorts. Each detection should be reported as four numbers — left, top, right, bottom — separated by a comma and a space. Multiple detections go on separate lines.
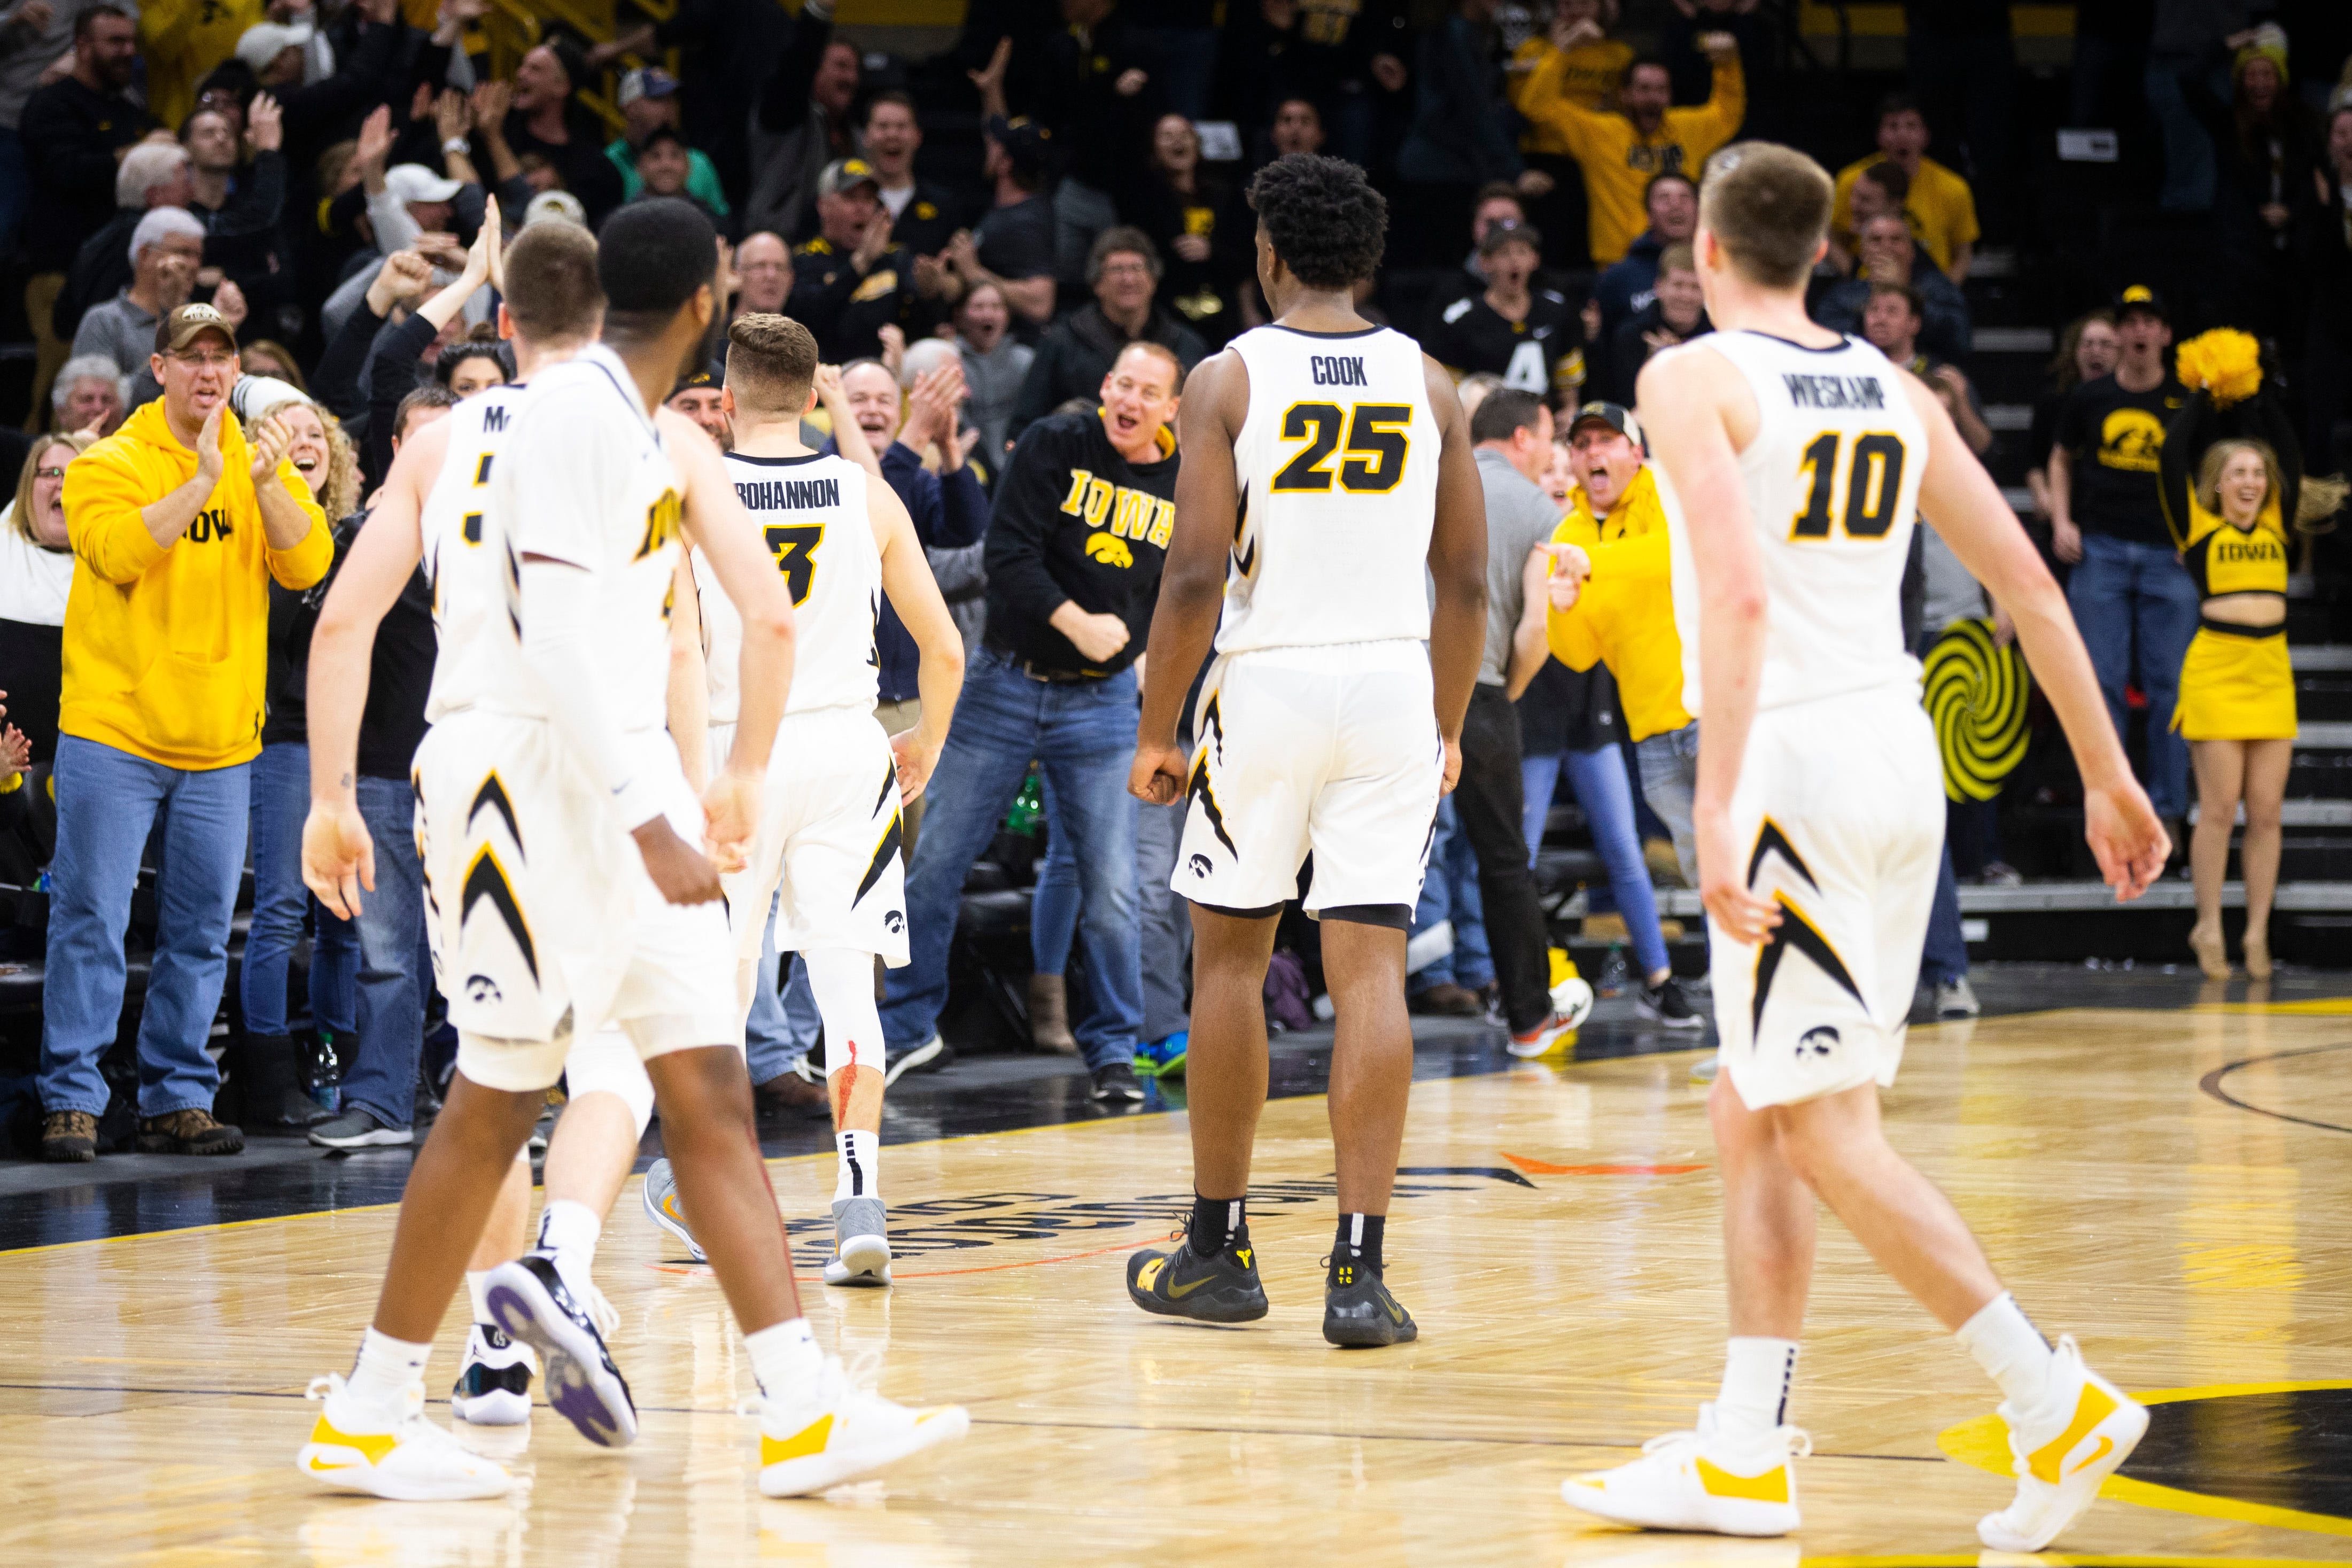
1711, 684, 1944, 1111
1173, 639, 1442, 926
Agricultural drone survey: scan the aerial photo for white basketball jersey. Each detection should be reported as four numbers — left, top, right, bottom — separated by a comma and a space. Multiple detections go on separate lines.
1662, 330, 1928, 715
698, 451, 878, 725
1216, 324, 1441, 655
486, 344, 684, 734
420, 383, 526, 723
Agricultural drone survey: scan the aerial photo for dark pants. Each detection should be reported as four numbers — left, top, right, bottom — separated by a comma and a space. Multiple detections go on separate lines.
1455, 684, 1554, 1033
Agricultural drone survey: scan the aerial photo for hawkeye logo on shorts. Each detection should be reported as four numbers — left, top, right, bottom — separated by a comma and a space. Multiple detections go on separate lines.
1797, 1026, 1839, 1059
1060, 468, 1174, 548
466, 974, 504, 1006
1085, 531, 1134, 568
1188, 853, 1212, 879
884, 910, 905, 934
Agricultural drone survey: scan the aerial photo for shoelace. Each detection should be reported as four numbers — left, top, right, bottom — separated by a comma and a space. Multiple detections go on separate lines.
306, 1374, 462, 1449
580, 1280, 620, 1341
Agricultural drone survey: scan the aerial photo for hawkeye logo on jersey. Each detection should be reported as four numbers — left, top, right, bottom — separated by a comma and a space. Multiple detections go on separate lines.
634, 488, 683, 559
1060, 468, 1174, 549
1783, 373, 1887, 410
1310, 355, 1368, 387
738, 476, 840, 511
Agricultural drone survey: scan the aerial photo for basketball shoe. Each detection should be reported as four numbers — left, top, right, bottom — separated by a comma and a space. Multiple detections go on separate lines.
452, 1324, 537, 1425
1323, 1256, 1417, 1347
642, 1158, 705, 1263
484, 1252, 636, 1447
298, 1373, 515, 1500
1976, 1337, 2147, 1551
754, 1356, 970, 1496
1127, 1232, 1269, 1323
824, 1197, 892, 1287
1561, 1404, 1810, 1534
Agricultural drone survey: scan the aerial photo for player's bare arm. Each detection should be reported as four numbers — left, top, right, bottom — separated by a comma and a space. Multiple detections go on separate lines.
870, 475, 964, 803
663, 405, 797, 870
1423, 354, 1488, 797
666, 550, 712, 801
300, 413, 449, 919
1897, 367, 2168, 897
1131, 346, 1246, 808
1637, 344, 1781, 944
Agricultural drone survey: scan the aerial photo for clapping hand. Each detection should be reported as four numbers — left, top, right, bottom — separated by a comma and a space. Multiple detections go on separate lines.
247, 412, 295, 485
246, 92, 283, 154
0, 725, 30, 779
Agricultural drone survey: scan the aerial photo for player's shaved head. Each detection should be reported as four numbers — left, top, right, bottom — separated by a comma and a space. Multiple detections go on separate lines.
726, 312, 819, 416
502, 221, 602, 345
597, 197, 718, 343
1698, 141, 1833, 290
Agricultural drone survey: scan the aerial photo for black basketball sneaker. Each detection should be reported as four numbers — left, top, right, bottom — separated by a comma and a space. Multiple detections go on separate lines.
451, 1324, 536, 1425
1323, 1256, 1418, 1347
1125, 1233, 1269, 1324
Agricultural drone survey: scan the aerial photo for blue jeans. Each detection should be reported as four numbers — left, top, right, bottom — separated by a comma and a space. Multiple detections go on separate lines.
241, 741, 356, 1039
742, 891, 812, 1085
1030, 772, 1080, 975
1136, 796, 1190, 1043
336, 777, 427, 1128
41, 737, 251, 1118
1635, 721, 1701, 885
881, 650, 1141, 1069
2067, 532, 2199, 818
1524, 745, 1671, 978
1408, 797, 1493, 992
1920, 842, 1968, 988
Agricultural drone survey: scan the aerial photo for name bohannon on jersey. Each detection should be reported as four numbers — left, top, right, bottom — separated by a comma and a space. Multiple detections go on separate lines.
701, 451, 879, 725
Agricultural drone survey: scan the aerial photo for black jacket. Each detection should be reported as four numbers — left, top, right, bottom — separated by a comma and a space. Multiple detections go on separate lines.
982, 409, 1179, 678
1007, 302, 1205, 441
19, 76, 151, 273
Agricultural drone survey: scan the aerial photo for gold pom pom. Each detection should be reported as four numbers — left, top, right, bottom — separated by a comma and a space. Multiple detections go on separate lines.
2175, 328, 2263, 408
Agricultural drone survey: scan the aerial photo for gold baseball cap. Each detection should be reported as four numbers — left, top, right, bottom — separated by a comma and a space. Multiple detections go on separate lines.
154, 302, 237, 355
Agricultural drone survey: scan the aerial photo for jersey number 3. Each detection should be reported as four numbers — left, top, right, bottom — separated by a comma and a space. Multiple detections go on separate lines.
1791, 430, 1906, 541
766, 523, 822, 606
1271, 402, 1410, 494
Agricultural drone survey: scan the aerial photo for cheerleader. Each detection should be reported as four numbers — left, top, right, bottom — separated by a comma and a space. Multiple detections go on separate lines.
2161, 332, 2348, 979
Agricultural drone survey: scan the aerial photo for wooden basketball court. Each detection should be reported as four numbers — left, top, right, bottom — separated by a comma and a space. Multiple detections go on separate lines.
10, 989, 2352, 1566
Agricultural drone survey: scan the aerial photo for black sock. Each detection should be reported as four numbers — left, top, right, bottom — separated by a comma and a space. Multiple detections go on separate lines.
1330, 1213, 1385, 1282
1189, 1193, 1246, 1256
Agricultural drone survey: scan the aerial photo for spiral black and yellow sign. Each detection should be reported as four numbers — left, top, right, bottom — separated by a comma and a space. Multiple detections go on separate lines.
1923, 617, 2031, 802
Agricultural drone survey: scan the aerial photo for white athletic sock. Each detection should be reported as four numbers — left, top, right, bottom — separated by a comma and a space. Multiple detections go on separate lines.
348, 1326, 432, 1407
1714, 1337, 1800, 1443
537, 1198, 602, 1270
1957, 1291, 2056, 1414
464, 1270, 496, 1329
746, 1317, 825, 1401
835, 1129, 879, 1204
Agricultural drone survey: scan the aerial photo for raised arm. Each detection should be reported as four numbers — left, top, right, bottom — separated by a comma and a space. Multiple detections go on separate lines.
2240, 384, 2303, 526
2159, 387, 2216, 553
1903, 368, 2167, 898
1423, 354, 1487, 794
872, 476, 964, 801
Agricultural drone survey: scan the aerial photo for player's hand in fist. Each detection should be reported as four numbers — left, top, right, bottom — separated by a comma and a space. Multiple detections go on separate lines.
700, 770, 760, 874
632, 817, 723, 905
890, 729, 940, 804
1129, 736, 1186, 806
304, 801, 377, 920
1439, 734, 1463, 796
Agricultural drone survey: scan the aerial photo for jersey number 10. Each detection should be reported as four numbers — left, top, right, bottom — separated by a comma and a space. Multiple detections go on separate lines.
1790, 430, 1907, 541
1270, 402, 1411, 494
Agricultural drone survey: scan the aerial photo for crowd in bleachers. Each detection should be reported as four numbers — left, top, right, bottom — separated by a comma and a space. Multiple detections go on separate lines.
3, 0, 2350, 1159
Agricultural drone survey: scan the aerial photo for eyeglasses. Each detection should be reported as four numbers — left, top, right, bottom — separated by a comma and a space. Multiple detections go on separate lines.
170, 349, 236, 367
34, 467, 66, 480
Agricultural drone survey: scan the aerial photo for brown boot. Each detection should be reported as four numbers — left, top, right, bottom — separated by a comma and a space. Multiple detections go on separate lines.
1028, 971, 1078, 1053
41, 1109, 97, 1163
755, 1071, 830, 1120
136, 1108, 245, 1155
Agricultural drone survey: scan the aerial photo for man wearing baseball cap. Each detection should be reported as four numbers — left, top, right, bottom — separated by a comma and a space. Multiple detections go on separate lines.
606, 66, 733, 218
790, 158, 916, 361
2048, 283, 2194, 838
37, 300, 331, 1163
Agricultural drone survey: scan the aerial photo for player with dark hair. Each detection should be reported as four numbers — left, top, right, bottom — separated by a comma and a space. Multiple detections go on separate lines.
1123, 154, 1492, 1346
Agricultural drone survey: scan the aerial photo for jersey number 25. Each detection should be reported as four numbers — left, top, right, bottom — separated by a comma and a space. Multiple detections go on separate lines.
1270, 402, 1411, 494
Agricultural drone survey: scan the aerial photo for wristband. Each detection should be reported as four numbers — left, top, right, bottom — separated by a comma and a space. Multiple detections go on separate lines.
443, 137, 470, 156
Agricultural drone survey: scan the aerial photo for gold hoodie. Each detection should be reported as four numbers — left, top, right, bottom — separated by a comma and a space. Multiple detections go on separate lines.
1544, 463, 1691, 743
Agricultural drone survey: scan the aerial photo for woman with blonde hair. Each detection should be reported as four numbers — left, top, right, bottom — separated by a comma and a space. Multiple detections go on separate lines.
2162, 339, 2349, 977
0, 431, 97, 763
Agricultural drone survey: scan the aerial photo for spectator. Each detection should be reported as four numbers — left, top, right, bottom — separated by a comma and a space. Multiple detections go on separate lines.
2146, 4, 2241, 213
1828, 157, 1906, 271
632, 128, 726, 231
500, 37, 623, 228
1024, 5, 1162, 284
2302, 104, 2352, 476
74, 210, 243, 413
956, 280, 1034, 465
235, 3, 407, 158
237, 338, 306, 389
181, 95, 289, 310
1008, 227, 1206, 440
667, 367, 729, 449
1419, 182, 1533, 336
861, 91, 962, 276
240, 385, 361, 1134
319, 110, 476, 339
19, 5, 151, 426
1516, 24, 1743, 264
789, 158, 917, 363
1829, 92, 1981, 282
2048, 285, 2196, 833
139, 0, 265, 143
1811, 211, 1970, 363
728, 230, 794, 324
0, 0, 98, 254
1605, 238, 1706, 405
2026, 311, 2118, 528
51, 354, 127, 437
1406, 797, 1494, 1015
1267, 95, 1325, 159
1396, 0, 1538, 262
1130, 114, 1250, 345
1590, 170, 1696, 343
351, 221, 499, 483
1860, 282, 1992, 455
1425, 220, 1585, 408
945, 111, 1057, 328
1231, 0, 1408, 170
40, 301, 331, 1163
606, 66, 731, 219
746, 10, 859, 244
301, 381, 455, 1148
56, 141, 195, 352
880, 342, 1184, 1100
2204, 26, 2315, 341
0, 430, 95, 766
1504, 0, 1630, 265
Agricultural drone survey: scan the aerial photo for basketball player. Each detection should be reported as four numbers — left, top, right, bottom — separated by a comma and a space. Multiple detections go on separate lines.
1124, 153, 1490, 1348
1556, 145, 2165, 1548
665, 311, 965, 1287
295, 199, 967, 1500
